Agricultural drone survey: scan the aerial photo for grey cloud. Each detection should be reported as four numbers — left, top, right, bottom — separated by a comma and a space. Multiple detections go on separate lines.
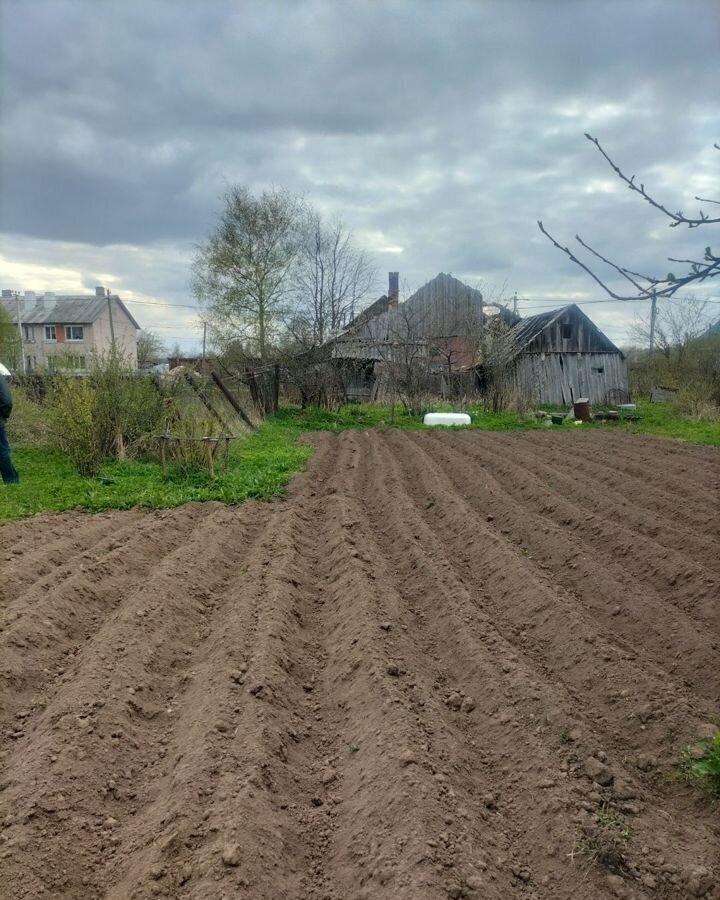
1, 0, 718, 343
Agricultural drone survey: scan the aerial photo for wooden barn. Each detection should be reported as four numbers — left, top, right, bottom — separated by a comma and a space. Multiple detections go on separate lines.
323, 272, 515, 398
502, 304, 628, 405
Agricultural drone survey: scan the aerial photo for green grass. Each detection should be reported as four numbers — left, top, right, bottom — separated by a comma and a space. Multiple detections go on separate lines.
1, 401, 718, 521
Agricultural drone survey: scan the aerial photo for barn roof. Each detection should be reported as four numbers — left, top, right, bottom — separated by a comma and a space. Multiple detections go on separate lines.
508, 304, 622, 355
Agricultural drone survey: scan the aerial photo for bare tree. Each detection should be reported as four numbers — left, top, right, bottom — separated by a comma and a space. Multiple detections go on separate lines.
377, 302, 431, 417
192, 187, 304, 362
539, 134, 720, 302
290, 214, 377, 346
136, 329, 166, 369
475, 313, 519, 412
631, 295, 712, 361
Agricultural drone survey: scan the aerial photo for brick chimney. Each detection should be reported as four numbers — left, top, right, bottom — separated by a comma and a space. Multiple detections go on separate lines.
388, 272, 399, 307
95, 285, 105, 297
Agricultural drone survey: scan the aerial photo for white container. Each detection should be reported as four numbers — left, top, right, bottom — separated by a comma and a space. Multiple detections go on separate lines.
423, 412, 471, 427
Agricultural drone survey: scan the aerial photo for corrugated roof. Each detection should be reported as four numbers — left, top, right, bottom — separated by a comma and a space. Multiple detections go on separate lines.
509, 306, 572, 351
503, 303, 622, 357
0, 295, 141, 329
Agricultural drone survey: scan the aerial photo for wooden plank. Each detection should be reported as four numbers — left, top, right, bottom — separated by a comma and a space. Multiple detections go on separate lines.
210, 371, 256, 430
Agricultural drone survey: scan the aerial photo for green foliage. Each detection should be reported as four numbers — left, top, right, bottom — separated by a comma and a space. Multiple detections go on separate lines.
49, 376, 102, 476
683, 733, 720, 800
627, 332, 720, 407
89, 348, 163, 457
0, 305, 21, 370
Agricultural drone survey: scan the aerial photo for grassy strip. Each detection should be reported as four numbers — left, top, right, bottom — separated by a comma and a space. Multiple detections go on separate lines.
1, 402, 717, 521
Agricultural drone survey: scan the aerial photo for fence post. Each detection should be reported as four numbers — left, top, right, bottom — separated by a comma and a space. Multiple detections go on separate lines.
205, 438, 215, 479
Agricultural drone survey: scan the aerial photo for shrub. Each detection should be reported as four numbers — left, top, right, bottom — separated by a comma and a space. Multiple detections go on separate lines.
89, 349, 163, 458
49, 377, 102, 476
671, 382, 720, 423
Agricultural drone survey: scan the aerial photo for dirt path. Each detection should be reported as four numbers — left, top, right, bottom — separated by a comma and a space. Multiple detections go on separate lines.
1, 430, 718, 899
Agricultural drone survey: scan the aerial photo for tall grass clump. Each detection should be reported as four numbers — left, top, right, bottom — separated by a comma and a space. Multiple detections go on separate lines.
7, 382, 52, 447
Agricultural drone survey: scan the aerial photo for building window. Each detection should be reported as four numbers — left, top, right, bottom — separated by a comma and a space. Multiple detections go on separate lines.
592, 366, 604, 375
65, 325, 84, 341
560, 324, 572, 339
45, 325, 57, 341
26, 356, 36, 371
22, 324, 32, 341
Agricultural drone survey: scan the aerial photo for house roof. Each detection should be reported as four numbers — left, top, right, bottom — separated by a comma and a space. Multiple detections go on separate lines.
0, 294, 141, 330
507, 304, 622, 356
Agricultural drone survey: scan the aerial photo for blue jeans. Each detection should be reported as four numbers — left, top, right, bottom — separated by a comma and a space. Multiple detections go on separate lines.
0, 421, 19, 484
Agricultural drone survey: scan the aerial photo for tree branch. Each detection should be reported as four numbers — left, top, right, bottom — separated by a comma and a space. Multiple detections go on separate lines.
585, 133, 720, 228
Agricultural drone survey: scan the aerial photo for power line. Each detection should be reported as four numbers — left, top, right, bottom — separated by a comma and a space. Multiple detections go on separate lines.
124, 298, 200, 310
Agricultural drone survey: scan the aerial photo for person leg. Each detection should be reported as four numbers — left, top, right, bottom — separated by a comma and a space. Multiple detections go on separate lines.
0, 422, 19, 484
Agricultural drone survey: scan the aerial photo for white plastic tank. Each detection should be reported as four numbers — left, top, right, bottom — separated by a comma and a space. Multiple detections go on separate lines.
423, 412, 471, 427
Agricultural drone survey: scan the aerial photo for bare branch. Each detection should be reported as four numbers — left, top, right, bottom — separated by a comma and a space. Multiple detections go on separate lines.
585, 133, 720, 228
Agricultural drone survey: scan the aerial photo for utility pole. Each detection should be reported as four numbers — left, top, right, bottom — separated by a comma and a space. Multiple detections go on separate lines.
106, 288, 116, 346
201, 320, 207, 372
648, 289, 657, 356
14, 291, 26, 373
512, 292, 518, 317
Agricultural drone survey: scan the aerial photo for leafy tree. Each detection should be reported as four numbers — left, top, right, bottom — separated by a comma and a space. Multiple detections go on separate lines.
192, 187, 304, 362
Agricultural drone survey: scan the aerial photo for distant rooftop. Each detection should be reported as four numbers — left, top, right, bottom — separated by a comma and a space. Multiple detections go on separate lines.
0, 286, 140, 329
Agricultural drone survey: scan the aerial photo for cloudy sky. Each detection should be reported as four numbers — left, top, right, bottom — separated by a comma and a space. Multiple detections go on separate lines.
1, 0, 719, 351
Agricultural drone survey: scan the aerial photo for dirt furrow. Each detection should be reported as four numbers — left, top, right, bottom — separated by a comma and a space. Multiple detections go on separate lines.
1, 428, 717, 900
475, 433, 720, 573
445, 431, 720, 631
527, 432, 719, 527
376, 430, 719, 896
0, 504, 270, 899
0, 503, 216, 742
416, 432, 719, 699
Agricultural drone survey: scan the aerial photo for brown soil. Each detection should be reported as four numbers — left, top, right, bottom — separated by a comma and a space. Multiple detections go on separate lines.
1, 430, 718, 900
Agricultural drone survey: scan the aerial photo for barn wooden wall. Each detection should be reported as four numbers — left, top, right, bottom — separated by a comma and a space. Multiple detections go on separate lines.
404, 272, 484, 337
512, 352, 628, 405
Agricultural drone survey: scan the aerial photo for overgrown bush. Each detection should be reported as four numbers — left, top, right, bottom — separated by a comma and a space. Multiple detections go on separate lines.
50, 377, 102, 476
46, 350, 164, 475
671, 382, 720, 422
6, 382, 52, 447
89, 349, 163, 457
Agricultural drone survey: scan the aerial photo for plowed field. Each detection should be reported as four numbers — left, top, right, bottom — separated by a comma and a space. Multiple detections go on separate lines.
1, 430, 718, 900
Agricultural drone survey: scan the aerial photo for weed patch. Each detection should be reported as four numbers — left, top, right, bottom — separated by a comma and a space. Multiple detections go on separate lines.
577, 805, 634, 876
681, 733, 720, 801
